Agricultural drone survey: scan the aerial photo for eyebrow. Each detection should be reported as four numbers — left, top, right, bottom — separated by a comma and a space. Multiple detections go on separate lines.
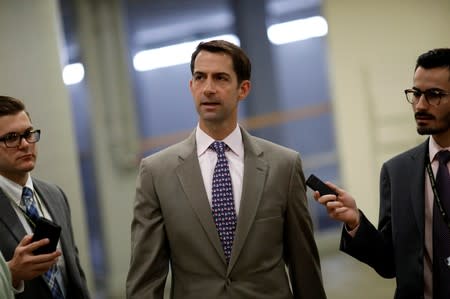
0, 127, 34, 136
193, 70, 231, 75
412, 87, 446, 92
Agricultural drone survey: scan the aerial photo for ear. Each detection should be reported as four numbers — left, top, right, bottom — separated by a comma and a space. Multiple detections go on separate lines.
189, 79, 194, 94
237, 80, 251, 101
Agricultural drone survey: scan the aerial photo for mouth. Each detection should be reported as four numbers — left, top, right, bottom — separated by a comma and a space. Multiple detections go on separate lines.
200, 101, 221, 110
415, 112, 435, 122
18, 154, 35, 160
201, 100, 220, 105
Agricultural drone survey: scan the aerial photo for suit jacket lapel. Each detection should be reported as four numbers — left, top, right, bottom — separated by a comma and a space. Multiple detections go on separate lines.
228, 128, 268, 273
33, 179, 87, 292
33, 180, 71, 259
0, 189, 26, 242
176, 132, 225, 263
409, 140, 428, 237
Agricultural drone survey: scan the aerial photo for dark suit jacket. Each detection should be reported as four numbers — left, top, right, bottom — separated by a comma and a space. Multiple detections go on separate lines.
0, 178, 90, 299
127, 128, 327, 299
340, 139, 428, 299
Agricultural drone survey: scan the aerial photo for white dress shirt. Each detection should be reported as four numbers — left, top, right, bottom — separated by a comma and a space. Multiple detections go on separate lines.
196, 124, 244, 215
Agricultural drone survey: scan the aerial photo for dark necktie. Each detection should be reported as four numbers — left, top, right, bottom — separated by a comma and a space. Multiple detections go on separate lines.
21, 187, 39, 224
210, 141, 237, 263
432, 150, 450, 299
21, 187, 65, 299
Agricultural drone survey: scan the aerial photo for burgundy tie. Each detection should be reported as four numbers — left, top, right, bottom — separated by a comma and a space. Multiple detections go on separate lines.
432, 150, 450, 299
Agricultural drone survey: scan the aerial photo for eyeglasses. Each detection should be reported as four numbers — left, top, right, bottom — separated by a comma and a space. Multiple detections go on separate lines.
404, 88, 450, 107
0, 129, 41, 148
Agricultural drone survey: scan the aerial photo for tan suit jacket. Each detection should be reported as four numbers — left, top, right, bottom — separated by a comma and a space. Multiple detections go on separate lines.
127, 128, 326, 299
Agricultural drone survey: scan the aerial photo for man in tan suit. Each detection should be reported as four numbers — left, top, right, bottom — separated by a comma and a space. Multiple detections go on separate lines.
126, 40, 327, 299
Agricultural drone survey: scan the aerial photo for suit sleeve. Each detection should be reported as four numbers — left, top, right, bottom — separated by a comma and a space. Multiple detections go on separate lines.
339, 163, 395, 278
56, 186, 91, 299
126, 159, 169, 299
284, 154, 327, 299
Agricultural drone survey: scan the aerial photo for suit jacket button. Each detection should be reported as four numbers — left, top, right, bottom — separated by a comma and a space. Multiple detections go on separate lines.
226, 278, 231, 286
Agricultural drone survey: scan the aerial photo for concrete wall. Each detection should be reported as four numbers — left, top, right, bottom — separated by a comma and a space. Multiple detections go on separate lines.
0, 0, 93, 293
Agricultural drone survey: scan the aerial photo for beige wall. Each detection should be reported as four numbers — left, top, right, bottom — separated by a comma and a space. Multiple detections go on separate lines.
0, 0, 93, 293
323, 0, 450, 222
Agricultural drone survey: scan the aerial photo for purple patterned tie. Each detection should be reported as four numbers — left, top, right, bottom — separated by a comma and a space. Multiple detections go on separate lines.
21, 187, 65, 299
433, 150, 450, 299
210, 141, 237, 263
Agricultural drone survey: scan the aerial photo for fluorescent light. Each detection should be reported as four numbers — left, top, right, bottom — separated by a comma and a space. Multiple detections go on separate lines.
63, 63, 85, 85
267, 16, 328, 45
133, 34, 240, 72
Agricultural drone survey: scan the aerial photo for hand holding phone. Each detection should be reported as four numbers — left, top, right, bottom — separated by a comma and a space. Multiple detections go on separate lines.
31, 217, 61, 255
306, 174, 337, 196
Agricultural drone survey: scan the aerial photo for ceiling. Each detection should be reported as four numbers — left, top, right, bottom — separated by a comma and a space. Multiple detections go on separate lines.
124, 0, 321, 47
59, 0, 321, 60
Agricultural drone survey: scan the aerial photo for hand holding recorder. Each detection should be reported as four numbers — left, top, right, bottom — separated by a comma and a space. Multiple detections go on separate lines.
7, 234, 61, 288
31, 217, 61, 255
306, 174, 360, 230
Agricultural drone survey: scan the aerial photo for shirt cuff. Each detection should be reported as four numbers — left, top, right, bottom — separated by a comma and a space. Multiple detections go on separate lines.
12, 280, 24, 294
345, 223, 360, 237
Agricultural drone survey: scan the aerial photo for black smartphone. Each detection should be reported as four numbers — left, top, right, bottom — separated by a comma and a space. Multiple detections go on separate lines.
306, 174, 337, 196
31, 217, 61, 255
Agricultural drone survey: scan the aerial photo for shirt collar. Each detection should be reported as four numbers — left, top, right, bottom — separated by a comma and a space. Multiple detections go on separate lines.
196, 124, 244, 157
0, 174, 33, 205
429, 136, 450, 162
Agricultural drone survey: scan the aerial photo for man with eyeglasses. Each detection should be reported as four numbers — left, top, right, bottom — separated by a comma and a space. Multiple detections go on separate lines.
0, 96, 90, 298
314, 48, 450, 299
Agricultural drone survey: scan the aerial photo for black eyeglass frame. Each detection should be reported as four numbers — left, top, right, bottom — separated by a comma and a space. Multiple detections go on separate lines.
0, 129, 41, 148
404, 88, 450, 107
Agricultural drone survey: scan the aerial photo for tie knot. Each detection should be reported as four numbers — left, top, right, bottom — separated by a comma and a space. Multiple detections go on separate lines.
210, 141, 227, 154
21, 186, 40, 224
436, 150, 450, 165
21, 187, 33, 202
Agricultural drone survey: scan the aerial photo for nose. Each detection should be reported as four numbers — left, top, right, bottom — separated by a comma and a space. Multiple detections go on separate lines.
203, 78, 216, 95
17, 136, 31, 148
414, 93, 429, 109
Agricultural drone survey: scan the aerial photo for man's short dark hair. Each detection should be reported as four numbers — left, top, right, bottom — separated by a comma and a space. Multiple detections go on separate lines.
0, 96, 26, 117
190, 39, 251, 84
415, 48, 450, 75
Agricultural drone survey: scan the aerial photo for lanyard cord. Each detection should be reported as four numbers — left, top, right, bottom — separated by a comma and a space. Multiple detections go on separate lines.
7, 189, 45, 229
17, 205, 38, 228
426, 152, 450, 230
